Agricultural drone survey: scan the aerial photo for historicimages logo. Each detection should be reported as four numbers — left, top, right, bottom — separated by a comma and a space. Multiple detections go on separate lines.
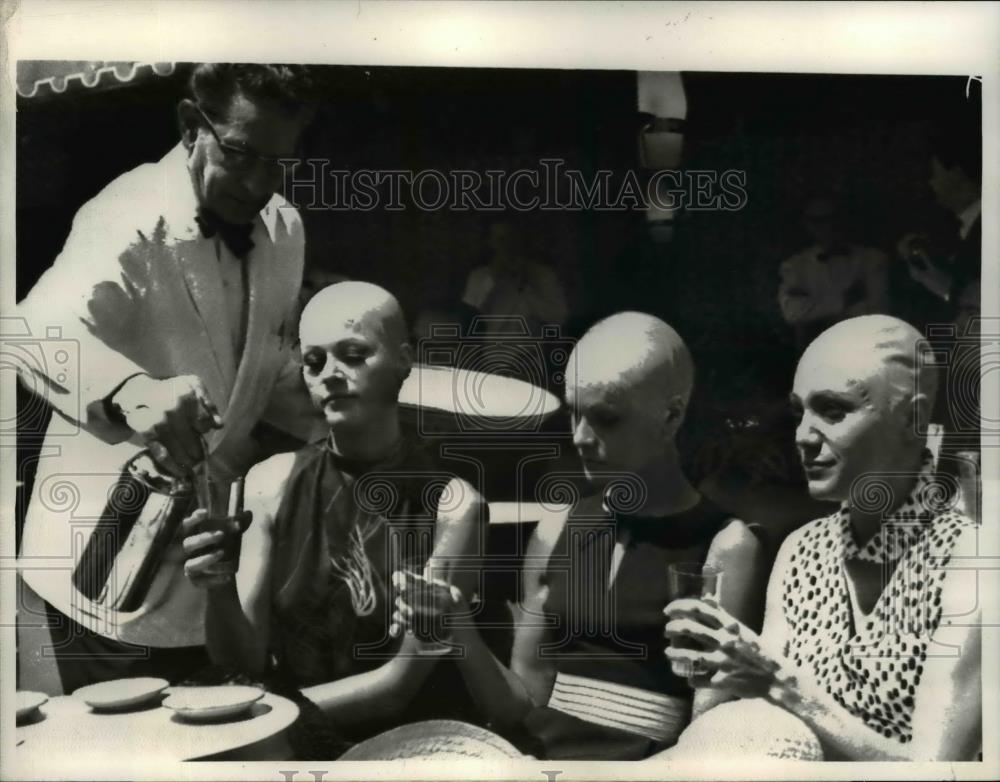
1, 317, 80, 439
915, 316, 999, 450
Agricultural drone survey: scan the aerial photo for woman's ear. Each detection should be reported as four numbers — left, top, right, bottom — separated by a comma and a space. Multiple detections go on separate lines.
177, 99, 200, 152
398, 342, 415, 383
909, 391, 934, 442
661, 395, 687, 441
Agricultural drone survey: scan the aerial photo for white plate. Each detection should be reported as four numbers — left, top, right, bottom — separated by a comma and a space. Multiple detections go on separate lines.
73, 677, 169, 711
162, 686, 265, 722
16, 691, 48, 722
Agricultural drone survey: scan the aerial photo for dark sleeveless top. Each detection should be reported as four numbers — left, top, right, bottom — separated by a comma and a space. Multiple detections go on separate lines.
517, 492, 732, 760
265, 438, 478, 740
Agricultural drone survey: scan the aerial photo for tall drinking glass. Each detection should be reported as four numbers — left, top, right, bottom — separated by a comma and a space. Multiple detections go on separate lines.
395, 554, 454, 656
199, 473, 244, 576
667, 562, 723, 678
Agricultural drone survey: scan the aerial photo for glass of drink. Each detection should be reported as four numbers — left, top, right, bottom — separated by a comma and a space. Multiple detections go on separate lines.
199, 475, 244, 576
395, 553, 455, 655
667, 562, 723, 678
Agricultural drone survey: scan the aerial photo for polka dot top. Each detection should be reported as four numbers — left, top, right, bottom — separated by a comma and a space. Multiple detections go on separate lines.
780, 452, 970, 743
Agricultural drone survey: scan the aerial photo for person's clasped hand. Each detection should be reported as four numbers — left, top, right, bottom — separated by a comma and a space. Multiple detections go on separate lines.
663, 596, 783, 699
112, 373, 224, 476
181, 508, 252, 588
897, 232, 952, 300
389, 569, 464, 641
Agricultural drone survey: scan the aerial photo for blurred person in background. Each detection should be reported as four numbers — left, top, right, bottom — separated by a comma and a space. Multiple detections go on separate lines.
778, 193, 892, 348
462, 217, 569, 337
897, 119, 981, 318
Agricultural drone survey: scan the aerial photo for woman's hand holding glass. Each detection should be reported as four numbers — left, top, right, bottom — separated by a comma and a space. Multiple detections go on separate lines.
664, 597, 784, 699
181, 478, 251, 589
389, 567, 465, 652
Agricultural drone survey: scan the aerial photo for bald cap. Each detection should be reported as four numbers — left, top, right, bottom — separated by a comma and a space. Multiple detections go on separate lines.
797, 315, 936, 413
569, 311, 695, 407
300, 281, 409, 351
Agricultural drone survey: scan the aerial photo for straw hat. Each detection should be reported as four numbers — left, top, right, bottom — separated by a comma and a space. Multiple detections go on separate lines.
339, 720, 526, 760
663, 698, 824, 760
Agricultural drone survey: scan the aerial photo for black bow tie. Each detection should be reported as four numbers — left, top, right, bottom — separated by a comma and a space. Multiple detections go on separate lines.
195, 208, 255, 259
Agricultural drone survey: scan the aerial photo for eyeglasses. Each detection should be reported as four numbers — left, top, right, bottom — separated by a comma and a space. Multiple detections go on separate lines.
195, 104, 300, 176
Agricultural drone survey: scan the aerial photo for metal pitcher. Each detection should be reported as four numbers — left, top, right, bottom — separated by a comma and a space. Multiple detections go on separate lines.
72, 450, 196, 611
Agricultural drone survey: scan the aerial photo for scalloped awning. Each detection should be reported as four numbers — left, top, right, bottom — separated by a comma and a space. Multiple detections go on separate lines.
16, 61, 177, 99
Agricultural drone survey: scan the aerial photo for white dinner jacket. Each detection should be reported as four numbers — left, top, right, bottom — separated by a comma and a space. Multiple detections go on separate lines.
16, 143, 315, 647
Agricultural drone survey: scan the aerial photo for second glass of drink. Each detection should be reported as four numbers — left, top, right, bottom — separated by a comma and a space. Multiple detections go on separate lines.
666, 562, 723, 678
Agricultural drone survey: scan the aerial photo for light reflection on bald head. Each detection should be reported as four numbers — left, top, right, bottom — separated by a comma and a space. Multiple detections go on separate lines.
300, 281, 408, 354
566, 312, 695, 481
568, 311, 695, 416
795, 315, 935, 419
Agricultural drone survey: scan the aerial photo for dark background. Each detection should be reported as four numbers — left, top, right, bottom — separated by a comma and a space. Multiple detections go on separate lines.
15, 63, 977, 534
14, 64, 979, 658
17, 65, 973, 330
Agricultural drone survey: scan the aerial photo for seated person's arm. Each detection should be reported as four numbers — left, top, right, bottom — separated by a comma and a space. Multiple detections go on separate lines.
184, 456, 288, 676
671, 524, 981, 761
300, 477, 484, 722
397, 505, 564, 730
768, 525, 982, 761
691, 518, 767, 718
453, 508, 565, 729
451, 556, 557, 730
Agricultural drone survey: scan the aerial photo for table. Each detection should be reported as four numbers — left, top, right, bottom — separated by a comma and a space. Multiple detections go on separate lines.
399, 363, 562, 421
15, 692, 299, 762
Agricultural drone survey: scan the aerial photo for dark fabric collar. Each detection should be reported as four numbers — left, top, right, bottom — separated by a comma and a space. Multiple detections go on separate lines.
195, 207, 255, 259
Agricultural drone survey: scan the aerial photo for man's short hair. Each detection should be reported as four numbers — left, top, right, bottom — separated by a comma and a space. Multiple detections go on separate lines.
190, 63, 317, 121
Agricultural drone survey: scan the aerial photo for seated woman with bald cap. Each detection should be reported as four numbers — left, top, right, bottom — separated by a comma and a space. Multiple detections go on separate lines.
661, 315, 981, 761
179, 282, 485, 756
394, 312, 769, 759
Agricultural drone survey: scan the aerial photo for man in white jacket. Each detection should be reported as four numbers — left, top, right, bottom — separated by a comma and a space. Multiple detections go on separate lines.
15, 63, 322, 692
